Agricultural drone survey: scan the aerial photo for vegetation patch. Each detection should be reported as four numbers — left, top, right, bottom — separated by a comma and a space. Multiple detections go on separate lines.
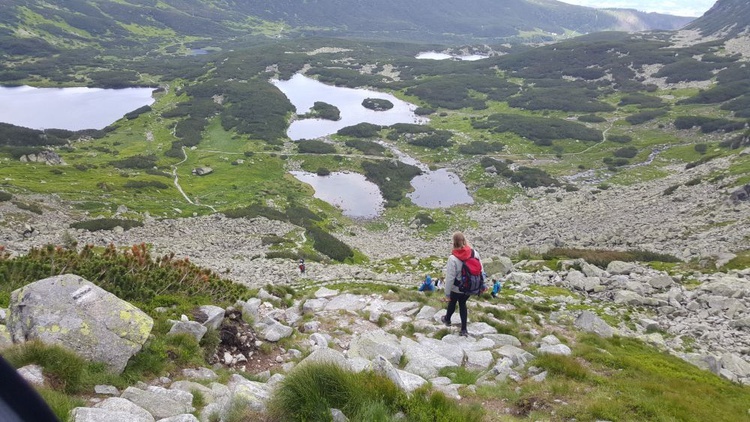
70, 218, 143, 232
473, 114, 602, 146
542, 247, 681, 267
362, 98, 393, 111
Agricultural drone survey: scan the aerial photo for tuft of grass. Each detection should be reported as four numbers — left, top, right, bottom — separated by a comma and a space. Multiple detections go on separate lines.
2, 341, 87, 394
438, 367, 482, 385
531, 353, 590, 381
37, 387, 84, 421
268, 363, 482, 422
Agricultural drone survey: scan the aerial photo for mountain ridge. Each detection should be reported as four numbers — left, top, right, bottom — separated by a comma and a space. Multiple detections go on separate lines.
0, 0, 694, 48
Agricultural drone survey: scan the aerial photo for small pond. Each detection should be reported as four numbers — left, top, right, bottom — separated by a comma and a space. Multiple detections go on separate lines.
290, 171, 384, 219
0, 85, 155, 131
272, 74, 426, 141
415, 52, 488, 61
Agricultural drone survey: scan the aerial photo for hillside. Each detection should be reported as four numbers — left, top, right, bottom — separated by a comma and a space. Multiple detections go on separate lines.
0, 0, 692, 51
686, 0, 750, 38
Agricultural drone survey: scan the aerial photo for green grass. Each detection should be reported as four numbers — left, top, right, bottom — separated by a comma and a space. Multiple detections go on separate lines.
268, 363, 483, 422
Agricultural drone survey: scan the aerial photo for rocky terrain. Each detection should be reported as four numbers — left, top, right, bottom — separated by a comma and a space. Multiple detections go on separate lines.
2, 255, 750, 421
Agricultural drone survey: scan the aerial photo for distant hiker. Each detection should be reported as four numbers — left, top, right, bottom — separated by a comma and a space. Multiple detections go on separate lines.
491, 279, 502, 298
418, 274, 435, 292
442, 231, 484, 337
298, 259, 306, 275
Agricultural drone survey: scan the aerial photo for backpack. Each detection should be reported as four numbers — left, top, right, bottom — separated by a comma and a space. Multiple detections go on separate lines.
456, 249, 485, 295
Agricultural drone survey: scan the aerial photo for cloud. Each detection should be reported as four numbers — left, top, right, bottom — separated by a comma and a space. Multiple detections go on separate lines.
557, 0, 716, 17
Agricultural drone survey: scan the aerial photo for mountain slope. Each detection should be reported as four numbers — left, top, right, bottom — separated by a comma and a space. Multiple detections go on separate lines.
0, 0, 693, 49
685, 0, 750, 38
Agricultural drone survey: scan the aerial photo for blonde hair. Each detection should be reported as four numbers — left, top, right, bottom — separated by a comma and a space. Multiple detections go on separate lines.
452, 231, 468, 250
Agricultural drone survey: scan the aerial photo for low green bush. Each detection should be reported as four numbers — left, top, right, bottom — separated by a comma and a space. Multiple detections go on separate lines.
307, 226, 354, 262
268, 363, 482, 422
124, 180, 169, 190
297, 140, 337, 154
12, 201, 43, 214
70, 218, 143, 232
0, 191, 11, 201
542, 247, 680, 267
362, 98, 394, 111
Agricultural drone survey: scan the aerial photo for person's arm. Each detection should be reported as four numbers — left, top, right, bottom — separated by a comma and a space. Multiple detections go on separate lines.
444, 256, 458, 297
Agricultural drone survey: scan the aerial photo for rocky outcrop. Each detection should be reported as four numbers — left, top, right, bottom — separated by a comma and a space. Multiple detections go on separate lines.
7, 274, 153, 373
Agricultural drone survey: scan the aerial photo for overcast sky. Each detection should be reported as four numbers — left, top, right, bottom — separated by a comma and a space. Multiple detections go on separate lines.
557, 0, 717, 17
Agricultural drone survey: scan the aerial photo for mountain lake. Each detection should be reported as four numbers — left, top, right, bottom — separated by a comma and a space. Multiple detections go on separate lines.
0, 85, 155, 131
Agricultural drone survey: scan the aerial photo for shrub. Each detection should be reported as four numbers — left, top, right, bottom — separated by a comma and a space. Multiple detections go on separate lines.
111, 154, 158, 169
362, 98, 394, 111
0, 191, 11, 201
337, 123, 381, 138
297, 140, 336, 154
614, 146, 638, 158
685, 178, 702, 186
345, 139, 386, 156
12, 201, 43, 215
474, 114, 602, 145
694, 144, 708, 154
0, 243, 249, 309
663, 185, 679, 196
685, 155, 718, 170
124, 180, 169, 190
458, 141, 505, 155
532, 353, 589, 381
306, 227, 354, 262
409, 131, 454, 149
305, 101, 340, 121
542, 247, 680, 267
625, 110, 667, 125
70, 219, 143, 232
316, 167, 331, 176
609, 135, 632, 144
578, 114, 607, 123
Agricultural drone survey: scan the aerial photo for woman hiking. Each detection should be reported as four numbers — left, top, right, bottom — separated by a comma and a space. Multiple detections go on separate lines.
441, 231, 483, 337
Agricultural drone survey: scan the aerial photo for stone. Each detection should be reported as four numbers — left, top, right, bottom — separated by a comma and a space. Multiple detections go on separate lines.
540, 335, 561, 346
606, 261, 639, 275
539, 344, 572, 356
415, 305, 438, 320
121, 387, 194, 419
310, 333, 329, 348
315, 287, 339, 298
494, 256, 514, 275
261, 321, 293, 342
182, 367, 218, 381
348, 329, 403, 365
0, 325, 10, 349
7, 274, 153, 373
566, 270, 601, 292
168, 320, 207, 342
574, 311, 614, 338
614, 290, 650, 306
95, 385, 121, 396
325, 294, 367, 311
0, 308, 6, 324
648, 275, 674, 290
298, 348, 351, 371
484, 334, 522, 347
94, 397, 155, 422
157, 415, 200, 422
465, 322, 498, 336
465, 350, 494, 370
581, 262, 606, 278
228, 375, 272, 412
384, 301, 421, 313
71, 407, 152, 422
495, 345, 534, 367
721, 354, 750, 378
372, 355, 407, 391
239, 298, 261, 322
331, 408, 349, 422
170, 381, 215, 404
401, 337, 458, 379
18, 364, 45, 386
198, 305, 225, 330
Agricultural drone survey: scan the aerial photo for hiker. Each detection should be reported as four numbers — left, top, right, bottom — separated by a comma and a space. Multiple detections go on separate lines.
298, 259, 306, 275
491, 278, 502, 298
442, 231, 483, 337
418, 274, 435, 292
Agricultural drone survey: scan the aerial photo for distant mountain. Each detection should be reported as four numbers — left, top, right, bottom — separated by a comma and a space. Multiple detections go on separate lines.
0, 0, 694, 48
685, 0, 750, 38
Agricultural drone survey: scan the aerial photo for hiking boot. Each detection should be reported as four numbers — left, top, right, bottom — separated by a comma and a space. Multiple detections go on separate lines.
441, 316, 450, 327
459, 330, 469, 337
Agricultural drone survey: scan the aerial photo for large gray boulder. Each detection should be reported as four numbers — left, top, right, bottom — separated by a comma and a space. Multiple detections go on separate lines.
8, 274, 153, 373
574, 311, 615, 338
348, 329, 403, 365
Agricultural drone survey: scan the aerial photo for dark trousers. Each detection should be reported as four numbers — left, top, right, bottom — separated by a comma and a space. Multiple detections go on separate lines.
445, 291, 469, 331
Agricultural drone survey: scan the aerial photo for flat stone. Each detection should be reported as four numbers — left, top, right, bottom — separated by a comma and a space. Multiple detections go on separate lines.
182, 367, 218, 381
94, 385, 120, 396
325, 294, 367, 311
157, 415, 200, 422
348, 329, 403, 365
465, 350, 494, 370
72, 407, 152, 422
315, 287, 339, 298
18, 364, 44, 386
168, 320, 207, 342
121, 387, 193, 419
574, 311, 614, 338
94, 397, 155, 422
198, 305, 225, 330
539, 344, 572, 356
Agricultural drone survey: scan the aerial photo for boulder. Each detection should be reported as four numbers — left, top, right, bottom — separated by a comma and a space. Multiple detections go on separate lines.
606, 261, 639, 275
8, 274, 153, 373
372, 355, 407, 391
71, 407, 152, 422
168, 320, 207, 342
648, 275, 674, 290
348, 329, 403, 365
197, 305, 225, 330
721, 354, 750, 378
574, 311, 614, 338
94, 397, 155, 422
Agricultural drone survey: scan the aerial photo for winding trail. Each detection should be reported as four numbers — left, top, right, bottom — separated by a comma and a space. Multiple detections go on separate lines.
172, 147, 218, 213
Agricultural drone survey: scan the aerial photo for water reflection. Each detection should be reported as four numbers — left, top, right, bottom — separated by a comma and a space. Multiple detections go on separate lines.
408, 169, 474, 208
0, 85, 155, 131
290, 171, 384, 219
272, 74, 426, 140
415, 52, 488, 61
